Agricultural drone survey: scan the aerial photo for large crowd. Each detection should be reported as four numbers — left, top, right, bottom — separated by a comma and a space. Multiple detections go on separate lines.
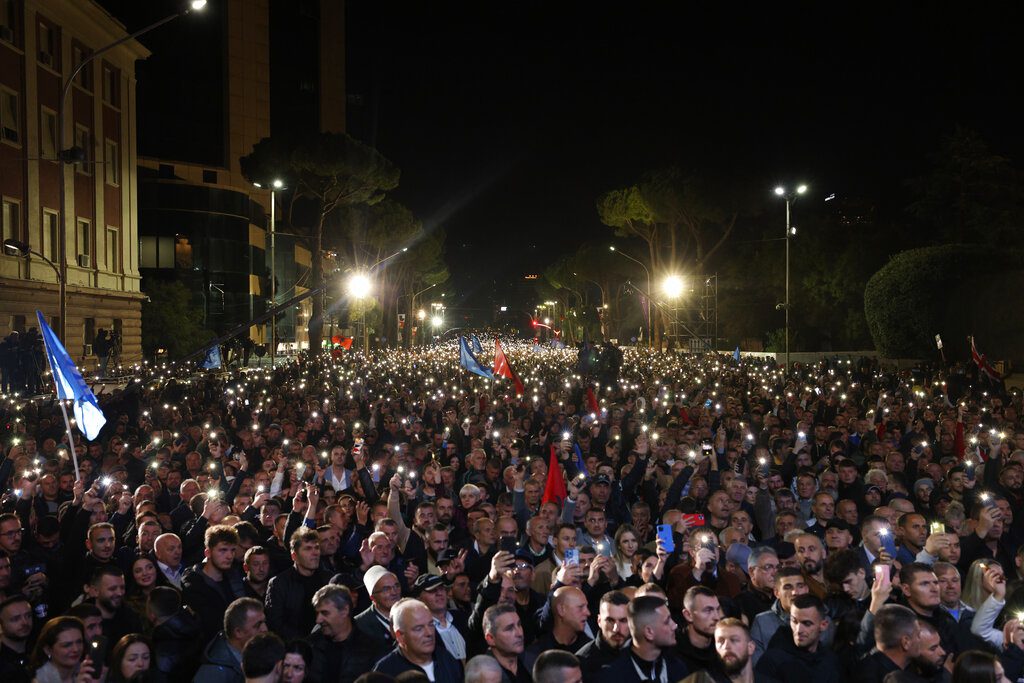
0, 339, 1022, 683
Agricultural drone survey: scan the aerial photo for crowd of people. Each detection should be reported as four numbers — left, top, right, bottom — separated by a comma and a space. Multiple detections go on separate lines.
0, 339, 1021, 683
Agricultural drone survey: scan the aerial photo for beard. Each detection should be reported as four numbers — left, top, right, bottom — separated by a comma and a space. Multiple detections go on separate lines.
720, 651, 750, 675
803, 558, 824, 575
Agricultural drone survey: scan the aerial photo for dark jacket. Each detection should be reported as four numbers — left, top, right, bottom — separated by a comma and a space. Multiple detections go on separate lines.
264, 565, 331, 640
676, 629, 718, 673
192, 632, 243, 683
180, 562, 247, 644
354, 605, 396, 664
150, 607, 203, 683
595, 650, 689, 683
754, 634, 840, 683
524, 630, 589, 673
575, 634, 629, 678
306, 625, 375, 683
372, 646, 463, 682
855, 649, 905, 683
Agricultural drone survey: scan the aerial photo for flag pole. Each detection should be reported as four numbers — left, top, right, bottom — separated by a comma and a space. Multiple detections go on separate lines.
55, 399, 81, 481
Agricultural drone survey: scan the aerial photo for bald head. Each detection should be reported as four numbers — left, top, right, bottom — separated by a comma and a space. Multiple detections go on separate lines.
553, 586, 590, 633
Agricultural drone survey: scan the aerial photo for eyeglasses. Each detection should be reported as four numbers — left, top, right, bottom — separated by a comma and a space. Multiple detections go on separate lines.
373, 583, 401, 595
0, 529, 23, 538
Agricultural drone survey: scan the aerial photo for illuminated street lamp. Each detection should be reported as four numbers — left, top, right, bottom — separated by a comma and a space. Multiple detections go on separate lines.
774, 184, 808, 372
347, 273, 372, 299
661, 275, 685, 299
431, 315, 443, 328
253, 177, 286, 366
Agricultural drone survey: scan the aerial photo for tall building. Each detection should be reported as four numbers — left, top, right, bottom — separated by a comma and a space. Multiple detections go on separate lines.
99, 0, 347, 356
0, 0, 148, 364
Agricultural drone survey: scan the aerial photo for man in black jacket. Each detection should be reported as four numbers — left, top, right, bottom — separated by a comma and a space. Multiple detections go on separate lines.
354, 565, 402, 663
575, 590, 631, 678
265, 527, 330, 639
147, 586, 203, 682
372, 598, 463, 682
754, 594, 839, 682
307, 584, 374, 683
857, 604, 920, 683
181, 524, 247, 644
482, 603, 530, 683
597, 595, 688, 683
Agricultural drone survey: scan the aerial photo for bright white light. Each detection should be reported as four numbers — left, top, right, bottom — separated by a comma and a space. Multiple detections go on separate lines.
774, 187, 785, 196
347, 273, 372, 298
661, 275, 684, 299
500, 306, 508, 312
544, 317, 551, 325
272, 178, 284, 189
431, 315, 443, 327
190, 0, 208, 10
796, 184, 808, 194
417, 309, 426, 320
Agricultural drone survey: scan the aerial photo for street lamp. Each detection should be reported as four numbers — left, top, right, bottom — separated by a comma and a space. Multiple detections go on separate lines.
56, 0, 208, 345
407, 283, 436, 348
253, 177, 285, 366
774, 184, 807, 372
347, 273, 372, 299
610, 245, 652, 346
661, 275, 685, 299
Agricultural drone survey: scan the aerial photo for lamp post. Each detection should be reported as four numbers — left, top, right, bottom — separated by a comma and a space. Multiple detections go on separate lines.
660, 274, 685, 347
4, 238, 61, 282
253, 178, 284, 366
774, 184, 807, 372
406, 282, 436, 348
56, 0, 208, 345
609, 246, 652, 347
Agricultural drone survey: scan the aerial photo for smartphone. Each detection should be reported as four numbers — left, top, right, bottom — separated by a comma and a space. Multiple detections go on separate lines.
88, 635, 109, 668
929, 521, 945, 535
879, 530, 897, 558
699, 533, 717, 552
656, 524, 675, 553
704, 399, 713, 409
499, 536, 518, 553
682, 513, 706, 527
564, 548, 579, 566
874, 564, 889, 586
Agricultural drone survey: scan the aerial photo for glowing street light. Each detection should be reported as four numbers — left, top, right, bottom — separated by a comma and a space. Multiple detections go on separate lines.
661, 274, 685, 299
431, 315, 443, 328
417, 310, 426, 320
774, 183, 808, 372
347, 273, 372, 299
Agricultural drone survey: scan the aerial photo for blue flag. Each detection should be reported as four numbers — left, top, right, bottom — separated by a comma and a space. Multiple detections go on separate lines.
734, 346, 741, 362
471, 334, 484, 355
202, 345, 222, 370
460, 337, 493, 379
35, 311, 107, 440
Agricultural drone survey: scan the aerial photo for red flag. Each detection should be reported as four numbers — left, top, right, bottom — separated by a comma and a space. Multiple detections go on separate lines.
586, 387, 599, 414
541, 444, 567, 505
970, 336, 1002, 381
493, 339, 525, 395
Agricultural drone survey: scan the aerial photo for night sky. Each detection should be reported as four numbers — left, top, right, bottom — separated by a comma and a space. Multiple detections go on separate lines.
104, 1, 1024, 326
347, 2, 1024, 321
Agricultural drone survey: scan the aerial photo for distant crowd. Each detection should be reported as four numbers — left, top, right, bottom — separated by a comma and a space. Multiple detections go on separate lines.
0, 341, 1021, 683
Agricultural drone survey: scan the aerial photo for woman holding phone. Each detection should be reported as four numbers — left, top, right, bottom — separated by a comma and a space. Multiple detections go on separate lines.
29, 617, 102, 683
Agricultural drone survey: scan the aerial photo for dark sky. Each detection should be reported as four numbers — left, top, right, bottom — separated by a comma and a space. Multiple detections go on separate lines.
102, 1, 1024, 326
346, 2, 1024, 321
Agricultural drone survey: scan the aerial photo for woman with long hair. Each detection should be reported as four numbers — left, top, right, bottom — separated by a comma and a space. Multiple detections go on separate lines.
963, 560, 1009, 649
612, 524, 640, 580
29, 617, 100, 683
952, 650, 1011, 683
107, 634, 153, 683
125, 556, 159, 617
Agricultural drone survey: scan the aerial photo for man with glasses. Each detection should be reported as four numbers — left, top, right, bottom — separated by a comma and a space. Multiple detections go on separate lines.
735, 547, 779, 624
0, 516, 29, 589
356, 565, 402, 663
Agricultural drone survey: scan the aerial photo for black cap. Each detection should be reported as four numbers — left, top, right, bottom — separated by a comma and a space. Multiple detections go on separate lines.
825, 519, 852, 533
776, 541, 796, 560
591, 474, 611, 486
412, 574, 446, 595
513, 548, 535, 565
436, 548, 460, 566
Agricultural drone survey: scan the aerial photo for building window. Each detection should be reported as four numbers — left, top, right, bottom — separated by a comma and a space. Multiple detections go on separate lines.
105, 225, 119, 272
202, 169, 217, 184
11, 315, 25, 333
75, 124, 91, 174
37, 20, 58, 70
0, 87, 19, 144
102, 64, 119, 107
0, 0, 17, 46
104, 139, 119, 185
40, 108, 57, 160
72, 43, 92, 90
76, 218, 91, 266
2, 197, 19, 242
41, 209, 58, 263
139, 235, 174, 269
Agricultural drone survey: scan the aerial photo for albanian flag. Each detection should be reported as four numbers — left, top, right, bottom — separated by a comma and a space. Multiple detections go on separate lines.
493, 339, 525, 395
542, 444, 567, 506
586, 386, 600, 414
970, 336, 1002, 382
